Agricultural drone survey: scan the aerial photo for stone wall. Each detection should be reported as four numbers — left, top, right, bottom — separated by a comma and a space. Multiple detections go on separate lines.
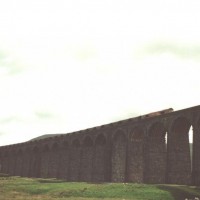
0, 105, 200, 185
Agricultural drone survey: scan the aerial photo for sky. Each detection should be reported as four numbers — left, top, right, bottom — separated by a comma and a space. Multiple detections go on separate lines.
0, 0, 200, 146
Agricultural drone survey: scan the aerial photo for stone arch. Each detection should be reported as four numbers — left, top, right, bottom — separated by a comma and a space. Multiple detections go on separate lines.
40, 144, 50, 178
43, 144, 50, 151
58, 140, 69, 180
30, 146, 41, 178
127, 126, 144, 183
21, 147, 31, 177
48, 142, 60, 178
145, 122, 167, 183
168, 117, 192, 184
130, 126, 144, 142
83, 136, 93, 147
93, 133, 108, 182
72, 139, 80, 147
80, 136, 94, 181
69, 138, 81, 181
111, 129, 127, 182
19, 148, 27, 177
1, 150, 9, 174
15, 148, 24, 176
95, 134, 107, 146
52, 142, 59, 150
62, 140, 69, 149
9, 148, 17, 176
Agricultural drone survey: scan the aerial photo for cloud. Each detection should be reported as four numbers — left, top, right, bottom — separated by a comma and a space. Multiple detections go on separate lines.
0, 50, 25, 75
35, 111, 55, 120
0, 132, 5, 136
0, 116, 22, 124
139, 41, 200, 60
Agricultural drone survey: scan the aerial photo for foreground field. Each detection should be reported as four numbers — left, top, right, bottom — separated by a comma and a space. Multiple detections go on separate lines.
0, 174, 199, 200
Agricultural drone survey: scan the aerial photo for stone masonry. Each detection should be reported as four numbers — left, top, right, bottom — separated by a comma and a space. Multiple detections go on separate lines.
0, 105, 200, 185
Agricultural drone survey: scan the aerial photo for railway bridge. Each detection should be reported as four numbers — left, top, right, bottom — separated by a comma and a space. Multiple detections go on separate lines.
0, 105, 200, 185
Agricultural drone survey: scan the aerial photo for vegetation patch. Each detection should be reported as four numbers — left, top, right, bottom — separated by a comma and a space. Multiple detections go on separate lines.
0, 176, 200, 200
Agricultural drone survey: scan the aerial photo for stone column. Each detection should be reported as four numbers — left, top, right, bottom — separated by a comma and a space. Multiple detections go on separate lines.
111, 130, 127, 182
192, 122, 200, 185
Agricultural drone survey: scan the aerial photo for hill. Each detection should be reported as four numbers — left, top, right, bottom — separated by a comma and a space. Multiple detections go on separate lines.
29, 134, 63, 142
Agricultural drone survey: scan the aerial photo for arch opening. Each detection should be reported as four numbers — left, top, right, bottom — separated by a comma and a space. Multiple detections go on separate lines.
83, 136, 93, 147
93, 134, 108, 182
57, 140, 69, 180
145, 122, 167, 184
40, 144, 50, 178
127, 127, 144, 183
80, 136, 94, 181
62, 140, 69, 149
188, 126, 193, 173
52, 142, 59, 150
95, 134, 106, 146
69, 139, 81, 181
16, 149, 24, 176
72, 139, 80, 147
168, 117, 192, 185
48, 142, 60, 178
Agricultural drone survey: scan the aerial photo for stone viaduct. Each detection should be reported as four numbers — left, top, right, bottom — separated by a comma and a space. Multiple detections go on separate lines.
0, 105, 200, 185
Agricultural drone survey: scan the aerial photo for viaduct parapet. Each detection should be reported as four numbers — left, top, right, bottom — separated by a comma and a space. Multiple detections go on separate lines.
0, 105, 200, 185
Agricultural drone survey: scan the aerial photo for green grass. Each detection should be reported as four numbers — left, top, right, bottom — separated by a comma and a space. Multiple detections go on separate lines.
0, 175, 199, 200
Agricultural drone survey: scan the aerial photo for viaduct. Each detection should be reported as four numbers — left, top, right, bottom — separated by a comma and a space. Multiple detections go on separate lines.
0, 105, 200, 185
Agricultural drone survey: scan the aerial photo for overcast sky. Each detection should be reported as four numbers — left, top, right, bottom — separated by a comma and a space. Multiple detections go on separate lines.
0, 0, 199, 146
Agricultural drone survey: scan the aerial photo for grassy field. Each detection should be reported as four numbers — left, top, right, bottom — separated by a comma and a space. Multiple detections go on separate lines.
0, 174, 200, 200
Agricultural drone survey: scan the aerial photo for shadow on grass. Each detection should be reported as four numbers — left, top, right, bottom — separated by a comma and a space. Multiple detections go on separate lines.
37, 178, 66, 183
0, 173, 10, 177
157, 185, 200, 200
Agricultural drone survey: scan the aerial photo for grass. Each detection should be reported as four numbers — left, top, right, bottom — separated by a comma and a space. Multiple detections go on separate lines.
0, 175, 199, 200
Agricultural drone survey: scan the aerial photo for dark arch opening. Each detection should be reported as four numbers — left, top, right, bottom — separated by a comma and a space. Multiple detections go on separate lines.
69, 138, 81, 181
128, 126, 144, 183
83, 136, 93, 147
146, 122, 167, 184
130, 126, 144, 141
31, 146, 41, 178
113, 130, 126, 142
149, 122, 168, 151
52, 142, 58, 150
17, 149, 23, 155
2, 151, 8, 174
95, 134, 106, 146
14, 148, 23, 176
62, 140, 69, 149
33, 146, 39, 153
72, 139, 80, 147
168, 117, 192, 185
43, 144, 49, 152
149, 122, 166, 138
172, 117, 191, 136
80, 136, 94, 181
48, 142, 60, 179
40, 144, 50, 178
